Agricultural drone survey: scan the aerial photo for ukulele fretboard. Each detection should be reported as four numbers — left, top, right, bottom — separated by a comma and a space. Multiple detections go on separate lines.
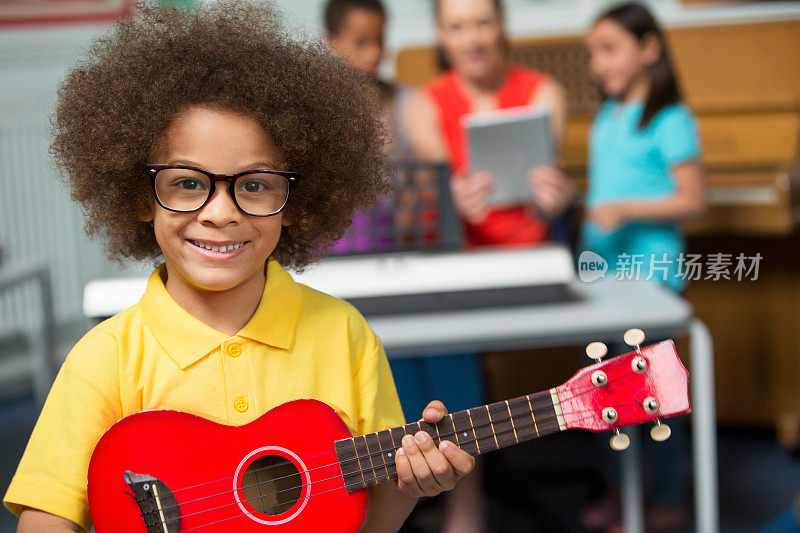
334, 389, 564, 492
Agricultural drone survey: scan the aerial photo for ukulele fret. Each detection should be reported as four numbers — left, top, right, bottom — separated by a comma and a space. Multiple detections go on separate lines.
466, 408, 481, 454
508, 396, 538, 441
488, 402, 516, 448
467, 405, 496, 453
417, 419, 439, 448
364, 433, 387, 483
505, 400, 519, 443
452, 409, 479, 455
403, 421, 422, 439
445, 413, 458, 445
526, 394, 540, 437
377, 429, 398, 480
334, 439, 365, 491
356, 435, 378, 486
390, 426, 405, 451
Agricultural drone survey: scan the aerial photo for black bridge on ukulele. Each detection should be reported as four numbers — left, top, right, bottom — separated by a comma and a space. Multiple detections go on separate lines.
124, 471, 180, 533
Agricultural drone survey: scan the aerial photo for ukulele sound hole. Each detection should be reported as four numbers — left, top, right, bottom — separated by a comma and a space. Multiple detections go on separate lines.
242, 454, 302, 516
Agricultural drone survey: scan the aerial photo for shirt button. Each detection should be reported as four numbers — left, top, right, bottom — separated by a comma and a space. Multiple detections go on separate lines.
234, 397, 249, 413
227, 343, 242, 358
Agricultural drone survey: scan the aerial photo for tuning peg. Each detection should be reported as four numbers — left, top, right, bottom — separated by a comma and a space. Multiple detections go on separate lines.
623, 328, 645, 349
591, 370, 608, 387
586, 341, 607, 363
650, 420, 671, 442
601, 407, 618, 424
610, 429, 630, 451
643, 397, 659, 415
631, 355, 648, 373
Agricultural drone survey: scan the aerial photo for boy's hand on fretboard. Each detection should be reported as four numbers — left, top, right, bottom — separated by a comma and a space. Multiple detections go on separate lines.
393, 400, 477, 498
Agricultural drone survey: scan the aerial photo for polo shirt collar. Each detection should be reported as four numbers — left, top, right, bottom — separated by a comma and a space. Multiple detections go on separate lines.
238, 259, 301, 349
139, 258, 302, 370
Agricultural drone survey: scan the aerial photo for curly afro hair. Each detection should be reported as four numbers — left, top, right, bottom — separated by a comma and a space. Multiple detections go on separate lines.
52, 0, 389, 269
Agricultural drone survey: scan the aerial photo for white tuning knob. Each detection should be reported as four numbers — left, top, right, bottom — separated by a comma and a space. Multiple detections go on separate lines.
650, 420, 672, 442
610, 429, 630, 451
623, 328, 645, 348
643, 397, 659, 415
586, 342, 608, 363
591, 370, 608, 387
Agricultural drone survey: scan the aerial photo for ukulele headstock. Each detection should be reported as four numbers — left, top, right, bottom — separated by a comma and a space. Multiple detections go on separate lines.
556, 329, 690, 450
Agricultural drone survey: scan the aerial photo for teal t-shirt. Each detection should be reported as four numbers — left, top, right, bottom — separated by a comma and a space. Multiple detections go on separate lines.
580, 99, 700, 291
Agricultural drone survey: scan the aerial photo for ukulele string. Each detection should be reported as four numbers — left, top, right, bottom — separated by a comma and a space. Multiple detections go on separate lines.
178, 483, 349, 532
164, 367, 636, 499
159, 406, 614, 532
145, 402, 640, 530
167, 446, 341, 495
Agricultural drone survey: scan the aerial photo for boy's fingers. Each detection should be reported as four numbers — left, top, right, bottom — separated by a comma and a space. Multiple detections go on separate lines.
422, 400, 447, 422
415, 432, 457, 490
439, 440, 476, 476
394, 447, 423, 496
401, 434, 439, 494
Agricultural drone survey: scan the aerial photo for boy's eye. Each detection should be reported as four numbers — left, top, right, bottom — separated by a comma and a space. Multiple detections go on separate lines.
176, 178, 206, 190
238, 179, 270, 193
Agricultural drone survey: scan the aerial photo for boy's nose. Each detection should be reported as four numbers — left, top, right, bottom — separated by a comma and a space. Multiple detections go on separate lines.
197, 187, 242, 225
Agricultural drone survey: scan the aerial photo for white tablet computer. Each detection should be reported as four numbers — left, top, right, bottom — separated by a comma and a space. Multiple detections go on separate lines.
462, 107, 554, 206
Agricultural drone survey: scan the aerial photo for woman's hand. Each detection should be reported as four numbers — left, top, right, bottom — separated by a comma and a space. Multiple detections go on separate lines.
588, 202, 630, 232
527, 166, 576, 220
394, 400, 476, 498
450, 171, 495, 225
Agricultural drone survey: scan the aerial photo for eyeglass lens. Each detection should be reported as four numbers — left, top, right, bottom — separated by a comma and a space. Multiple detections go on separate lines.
153, 168, 289, 215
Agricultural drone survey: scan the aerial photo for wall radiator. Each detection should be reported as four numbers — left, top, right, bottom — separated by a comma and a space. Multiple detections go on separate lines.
0, 119, 146, 375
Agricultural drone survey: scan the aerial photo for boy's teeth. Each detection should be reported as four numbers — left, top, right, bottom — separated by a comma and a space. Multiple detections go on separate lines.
192, 240, 244, 252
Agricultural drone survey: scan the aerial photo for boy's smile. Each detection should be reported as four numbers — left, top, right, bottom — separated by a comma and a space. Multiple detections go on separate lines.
188, 239, 250, 257
146, 105, 288, 307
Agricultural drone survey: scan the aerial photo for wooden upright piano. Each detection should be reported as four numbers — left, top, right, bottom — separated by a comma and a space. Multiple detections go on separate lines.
396, 20, 800, 440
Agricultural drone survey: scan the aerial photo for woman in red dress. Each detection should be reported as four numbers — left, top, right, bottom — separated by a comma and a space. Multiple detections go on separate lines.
406, 0, 575, 248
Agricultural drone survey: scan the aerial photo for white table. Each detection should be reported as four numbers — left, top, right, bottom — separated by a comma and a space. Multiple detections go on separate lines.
365, 278, 718, 533
83, 272, 718, 533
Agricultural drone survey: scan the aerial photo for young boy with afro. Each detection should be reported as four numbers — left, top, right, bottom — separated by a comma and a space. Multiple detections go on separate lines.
3, 2, 475, 531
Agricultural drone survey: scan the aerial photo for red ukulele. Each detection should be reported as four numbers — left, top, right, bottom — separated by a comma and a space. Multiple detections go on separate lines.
88, 330, 690, 532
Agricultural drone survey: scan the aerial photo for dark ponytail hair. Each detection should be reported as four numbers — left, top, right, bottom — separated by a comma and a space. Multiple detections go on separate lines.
597, 2, 681, 129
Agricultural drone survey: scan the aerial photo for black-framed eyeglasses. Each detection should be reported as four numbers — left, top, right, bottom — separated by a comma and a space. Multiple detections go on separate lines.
145, 164, 299, 217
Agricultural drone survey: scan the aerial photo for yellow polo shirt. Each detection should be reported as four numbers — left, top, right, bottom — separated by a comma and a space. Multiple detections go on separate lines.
3, 258, 404, 531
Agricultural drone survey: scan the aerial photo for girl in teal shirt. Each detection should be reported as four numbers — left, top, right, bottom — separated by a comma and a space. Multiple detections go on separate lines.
581, 2, 706, 292
578, 3, 706, 531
